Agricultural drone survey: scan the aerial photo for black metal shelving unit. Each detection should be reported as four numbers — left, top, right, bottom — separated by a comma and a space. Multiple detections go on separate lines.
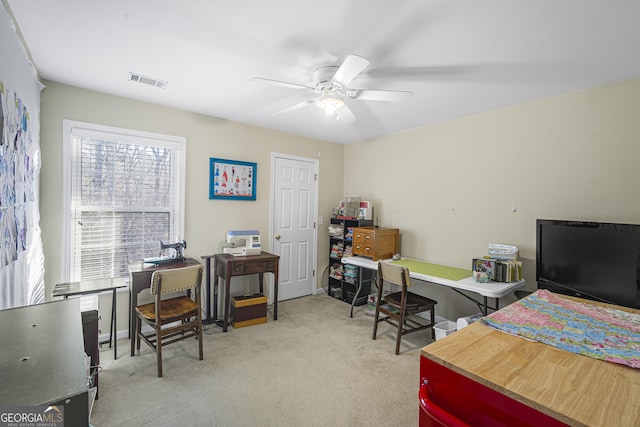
328, 217, 373, 305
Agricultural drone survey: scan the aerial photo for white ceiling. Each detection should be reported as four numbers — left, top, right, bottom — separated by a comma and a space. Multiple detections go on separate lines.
6, 0, 640, 144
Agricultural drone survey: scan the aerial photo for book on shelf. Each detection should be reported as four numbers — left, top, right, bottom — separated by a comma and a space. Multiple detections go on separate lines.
473, 257, 522, 283
496, 259, 522, 282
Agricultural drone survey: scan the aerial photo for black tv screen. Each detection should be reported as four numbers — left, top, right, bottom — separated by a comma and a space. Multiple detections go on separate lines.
536, 219, 640, 309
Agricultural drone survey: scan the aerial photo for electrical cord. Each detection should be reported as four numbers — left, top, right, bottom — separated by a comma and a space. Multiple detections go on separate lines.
320, 264, 330, 293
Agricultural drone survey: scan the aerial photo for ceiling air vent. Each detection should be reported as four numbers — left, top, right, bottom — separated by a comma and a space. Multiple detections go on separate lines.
128, 72, 168, 89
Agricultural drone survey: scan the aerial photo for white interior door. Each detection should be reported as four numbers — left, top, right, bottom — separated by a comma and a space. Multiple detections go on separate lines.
271, 154, 318, 301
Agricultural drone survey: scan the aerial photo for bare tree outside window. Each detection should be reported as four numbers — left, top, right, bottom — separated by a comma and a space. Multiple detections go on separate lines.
66, 122, 184, 283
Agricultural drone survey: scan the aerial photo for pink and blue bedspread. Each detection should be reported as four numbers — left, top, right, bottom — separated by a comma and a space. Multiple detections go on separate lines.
482, 289, 640, 368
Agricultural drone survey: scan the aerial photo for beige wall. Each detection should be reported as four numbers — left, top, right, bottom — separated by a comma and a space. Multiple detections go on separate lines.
40, 76, 640, 330
39, 80, 344, 333
345, 76, 640, 320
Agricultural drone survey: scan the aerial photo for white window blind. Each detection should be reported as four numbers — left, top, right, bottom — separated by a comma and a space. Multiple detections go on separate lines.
63, 121, 185, 283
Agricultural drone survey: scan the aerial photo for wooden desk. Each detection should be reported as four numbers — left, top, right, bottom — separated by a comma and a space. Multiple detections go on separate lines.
419, 297, 640, 426
128, 257, 201, 356
0, 299, 89, 426
203, 252, 279, 332
342, 256, 525, 316
53, 277, 126, 359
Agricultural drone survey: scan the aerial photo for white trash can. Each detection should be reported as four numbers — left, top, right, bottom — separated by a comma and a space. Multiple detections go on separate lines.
434, 320, 457, 340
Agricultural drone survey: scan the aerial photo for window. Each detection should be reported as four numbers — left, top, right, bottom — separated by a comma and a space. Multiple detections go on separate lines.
63, 121, 185, 283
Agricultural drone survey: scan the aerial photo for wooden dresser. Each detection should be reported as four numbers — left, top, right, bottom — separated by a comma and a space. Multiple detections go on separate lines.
352, 226, 399, 261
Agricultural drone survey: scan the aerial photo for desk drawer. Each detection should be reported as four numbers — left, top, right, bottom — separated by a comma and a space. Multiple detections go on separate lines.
353, 244, 373, 257
232, 261, 276, 275
353, 229, 369, 244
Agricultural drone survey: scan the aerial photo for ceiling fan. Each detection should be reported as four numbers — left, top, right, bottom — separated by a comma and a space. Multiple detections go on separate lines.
253, 54, 413, 124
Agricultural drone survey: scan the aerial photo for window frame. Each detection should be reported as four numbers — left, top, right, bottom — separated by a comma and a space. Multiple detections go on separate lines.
62, 120, 186, 284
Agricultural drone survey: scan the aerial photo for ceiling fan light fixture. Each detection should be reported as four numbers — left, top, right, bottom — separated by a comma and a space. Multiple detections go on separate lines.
315, 97, 345, 115
255, 54, 411, 125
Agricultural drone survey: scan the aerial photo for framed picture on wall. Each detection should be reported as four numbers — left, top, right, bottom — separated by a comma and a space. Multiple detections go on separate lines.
209, 157, 257, 200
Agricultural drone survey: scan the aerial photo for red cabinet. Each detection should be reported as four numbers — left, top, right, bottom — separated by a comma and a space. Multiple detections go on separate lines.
419, 356, 568, 427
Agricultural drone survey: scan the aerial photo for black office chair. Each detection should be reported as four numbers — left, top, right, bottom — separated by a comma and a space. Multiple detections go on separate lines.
373, 262, 438, 355
514, 290, 532, 300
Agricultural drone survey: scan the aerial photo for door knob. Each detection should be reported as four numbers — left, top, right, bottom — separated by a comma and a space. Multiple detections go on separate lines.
275, 234, 281, 240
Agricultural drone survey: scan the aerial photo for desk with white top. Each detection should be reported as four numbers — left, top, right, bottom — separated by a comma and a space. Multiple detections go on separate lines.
342, 256, 525, 317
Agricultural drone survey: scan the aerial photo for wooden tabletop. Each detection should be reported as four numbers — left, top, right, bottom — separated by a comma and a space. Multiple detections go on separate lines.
421, 297, 640, 426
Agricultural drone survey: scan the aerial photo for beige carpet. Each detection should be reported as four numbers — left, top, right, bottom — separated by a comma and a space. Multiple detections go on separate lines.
90, 294, 433, 426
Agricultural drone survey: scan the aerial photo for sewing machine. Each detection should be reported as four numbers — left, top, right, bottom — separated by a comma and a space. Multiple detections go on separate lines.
142, 240, 187, 266
223, 230, 261, 256
161, 239, 187, 259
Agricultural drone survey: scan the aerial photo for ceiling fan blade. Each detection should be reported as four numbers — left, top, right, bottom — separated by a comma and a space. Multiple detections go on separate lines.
353, 89, 413, 102
336, 104, 357, 124
253, 77, 315, 91
331, 54, 370, 88
272, 99, 315, 116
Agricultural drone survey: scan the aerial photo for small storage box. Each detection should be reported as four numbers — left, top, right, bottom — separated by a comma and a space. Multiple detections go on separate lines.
434, 320, 457, 341
231, 293, 267, 328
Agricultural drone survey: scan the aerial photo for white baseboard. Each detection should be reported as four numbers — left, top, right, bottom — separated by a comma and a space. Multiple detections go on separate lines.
99, 329, 126, 343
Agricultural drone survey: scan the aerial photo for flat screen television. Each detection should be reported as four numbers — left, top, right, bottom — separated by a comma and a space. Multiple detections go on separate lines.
536, 219, 640, 309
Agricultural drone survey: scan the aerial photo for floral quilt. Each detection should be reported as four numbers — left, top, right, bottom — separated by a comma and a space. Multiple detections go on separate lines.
482, 289, 640, 368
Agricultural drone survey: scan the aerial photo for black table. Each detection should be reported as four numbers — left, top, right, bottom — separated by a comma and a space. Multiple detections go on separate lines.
53, 277, 126, 359
0, 299, 89, 426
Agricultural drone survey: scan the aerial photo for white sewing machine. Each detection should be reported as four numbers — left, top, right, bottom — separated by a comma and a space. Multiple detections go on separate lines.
223, 230, 262, 256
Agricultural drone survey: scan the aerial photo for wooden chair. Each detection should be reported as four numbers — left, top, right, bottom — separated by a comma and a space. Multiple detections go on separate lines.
373, 262, 437, 355
135, 264, 204, 377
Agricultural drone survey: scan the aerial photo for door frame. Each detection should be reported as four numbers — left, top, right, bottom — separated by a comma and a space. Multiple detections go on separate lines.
269, 152, 320, 302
